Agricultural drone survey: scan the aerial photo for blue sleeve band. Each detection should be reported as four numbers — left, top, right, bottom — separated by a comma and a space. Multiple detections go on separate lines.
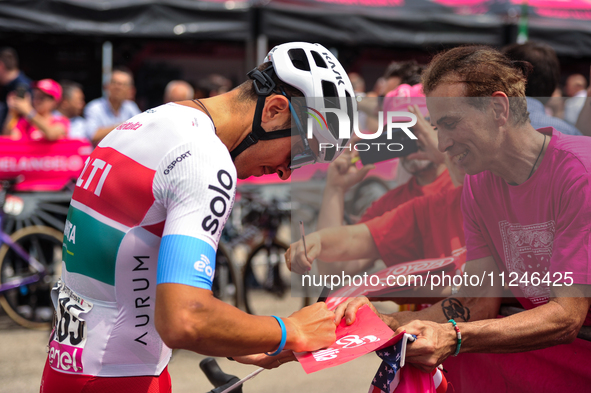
265, 316, 287, 356
157, 234, 216, 290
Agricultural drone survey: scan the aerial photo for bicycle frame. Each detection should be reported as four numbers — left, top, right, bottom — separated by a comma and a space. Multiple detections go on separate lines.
0, 192, 48, 293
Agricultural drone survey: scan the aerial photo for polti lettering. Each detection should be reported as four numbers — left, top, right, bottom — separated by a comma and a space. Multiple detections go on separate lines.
164, 150, 191, 175
202, 169, 233, 236
116, 121, 142, 130
76, 157, 112, 197
132, 256, 151, 346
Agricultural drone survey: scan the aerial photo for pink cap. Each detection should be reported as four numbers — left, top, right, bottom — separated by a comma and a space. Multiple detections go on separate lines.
383, 83, 428, 124
33, 79, 62, 101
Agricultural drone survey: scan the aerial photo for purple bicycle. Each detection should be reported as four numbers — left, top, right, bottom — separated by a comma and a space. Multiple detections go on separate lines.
0, 179, 63, 329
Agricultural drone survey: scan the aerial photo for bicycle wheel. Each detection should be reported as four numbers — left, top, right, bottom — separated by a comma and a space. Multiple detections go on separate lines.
211, 243, 240, 307
0, 225, 63, 329
242, 239, 302, 315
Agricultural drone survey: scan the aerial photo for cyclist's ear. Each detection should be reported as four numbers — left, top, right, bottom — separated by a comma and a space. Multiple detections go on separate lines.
261, 95, 290, 128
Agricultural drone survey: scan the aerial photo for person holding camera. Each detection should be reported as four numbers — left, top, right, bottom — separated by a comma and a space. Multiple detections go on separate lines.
2, 78, 69, 141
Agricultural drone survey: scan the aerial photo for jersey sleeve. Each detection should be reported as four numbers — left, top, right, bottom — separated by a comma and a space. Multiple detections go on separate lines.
461, 176, 493, 261
364, 197, 423, 266
153, 140, 236, 290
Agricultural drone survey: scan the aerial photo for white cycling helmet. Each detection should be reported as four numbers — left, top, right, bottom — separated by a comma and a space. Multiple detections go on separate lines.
230, 42, 356, 169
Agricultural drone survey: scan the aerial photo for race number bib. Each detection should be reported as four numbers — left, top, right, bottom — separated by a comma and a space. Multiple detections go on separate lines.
48, 280, 93, 373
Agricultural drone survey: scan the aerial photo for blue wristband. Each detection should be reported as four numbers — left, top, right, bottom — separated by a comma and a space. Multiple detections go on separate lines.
265, 316, 287, 356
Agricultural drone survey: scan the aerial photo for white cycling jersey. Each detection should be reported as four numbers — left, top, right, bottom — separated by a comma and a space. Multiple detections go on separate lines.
48, 103, 236, 377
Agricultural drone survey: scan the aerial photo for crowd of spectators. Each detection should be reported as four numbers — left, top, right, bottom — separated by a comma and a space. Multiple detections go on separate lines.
0, 46, 236, 148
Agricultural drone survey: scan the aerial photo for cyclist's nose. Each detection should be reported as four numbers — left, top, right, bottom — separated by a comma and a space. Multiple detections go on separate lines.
276, 166, 292, 180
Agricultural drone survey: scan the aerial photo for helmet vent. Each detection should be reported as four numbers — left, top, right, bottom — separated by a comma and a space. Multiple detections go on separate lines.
288, 49, 311, 71
321, 81, 339, 107
311, 51, 327, 68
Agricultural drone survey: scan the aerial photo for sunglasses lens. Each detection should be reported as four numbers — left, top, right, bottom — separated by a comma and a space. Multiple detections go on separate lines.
290, 152, 316, 170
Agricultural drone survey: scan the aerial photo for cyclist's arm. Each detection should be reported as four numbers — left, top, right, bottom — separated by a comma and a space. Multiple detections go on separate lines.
154, 284, 335, 356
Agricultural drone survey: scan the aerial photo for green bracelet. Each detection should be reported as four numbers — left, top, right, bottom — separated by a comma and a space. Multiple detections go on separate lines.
448, 319, 462, 356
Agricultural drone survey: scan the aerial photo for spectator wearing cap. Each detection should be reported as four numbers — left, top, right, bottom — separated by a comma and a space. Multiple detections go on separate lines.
84, 66, 140, 145
55, 80, 88, 140
0, 47, 31, 130
2, 78, 69, 141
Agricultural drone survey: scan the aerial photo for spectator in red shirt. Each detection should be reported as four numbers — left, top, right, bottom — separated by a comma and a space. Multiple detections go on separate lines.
316, 84, 453, 276
288, 105, 465, 280
3, 78, 69, 141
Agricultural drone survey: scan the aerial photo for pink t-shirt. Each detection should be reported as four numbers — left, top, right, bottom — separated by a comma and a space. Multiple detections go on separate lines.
462, 128, 591, 323
13, 114, 69, 141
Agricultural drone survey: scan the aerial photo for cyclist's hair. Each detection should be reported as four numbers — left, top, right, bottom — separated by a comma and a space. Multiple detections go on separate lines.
422, 45, 530, 126
383, 60, 424, 86
59, 80, 83, 101
238, 62, 304, 102
111, 66, 135, 86
502, 41, 559, 104
0, 47, 18, 71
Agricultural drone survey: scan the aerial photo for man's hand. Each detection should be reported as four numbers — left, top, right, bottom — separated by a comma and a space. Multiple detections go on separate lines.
405, 104, 445, 165
286, 232, 321, 274
284, 302, 337, 353
326, 138, 375, 193
394, 320, 456, 373
333, 297, 389, 326
6, 92, 33, 117
234, 350, 296, 369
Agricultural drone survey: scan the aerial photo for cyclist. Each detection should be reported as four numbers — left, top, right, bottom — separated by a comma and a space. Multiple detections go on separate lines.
40, 42, 356, 392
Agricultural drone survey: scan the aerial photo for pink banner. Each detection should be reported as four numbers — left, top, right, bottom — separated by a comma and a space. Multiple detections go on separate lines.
443, 335, 591, 391
325, 252, 465, 311
295, 305, 402, 374
0, 138, 92, 191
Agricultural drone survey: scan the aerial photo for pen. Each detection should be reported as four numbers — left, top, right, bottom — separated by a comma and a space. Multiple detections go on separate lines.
299, 220, 310, 272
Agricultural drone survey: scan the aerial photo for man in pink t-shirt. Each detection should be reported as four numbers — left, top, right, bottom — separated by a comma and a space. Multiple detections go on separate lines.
335, 46, 591, 376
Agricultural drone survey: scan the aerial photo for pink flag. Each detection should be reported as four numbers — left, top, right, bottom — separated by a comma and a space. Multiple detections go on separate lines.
295, 305, 403, 374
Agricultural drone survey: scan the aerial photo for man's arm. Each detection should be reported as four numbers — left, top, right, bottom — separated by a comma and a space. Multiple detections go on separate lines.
155, 283, 336, 356
315, 148, 375, 275
287, 223, 380, 274
399, 284, 590, 372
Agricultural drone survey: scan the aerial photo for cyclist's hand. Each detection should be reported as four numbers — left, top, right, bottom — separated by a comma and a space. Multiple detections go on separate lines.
286, 302, 337, 352
233, 350, 296, 369
326, 139, 375, 192
334, 296, 379, 326
405, 104, 445, 165
394, 320, 455, 373
285, 232, 321, 274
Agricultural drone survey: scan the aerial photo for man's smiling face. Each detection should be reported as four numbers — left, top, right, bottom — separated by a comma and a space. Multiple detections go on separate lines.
427, 83, 501, 176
